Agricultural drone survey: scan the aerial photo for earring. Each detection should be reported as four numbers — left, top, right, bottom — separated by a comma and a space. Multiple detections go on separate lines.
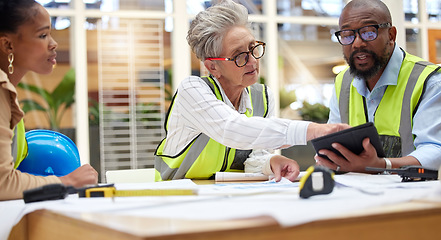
8, 52, 14, 74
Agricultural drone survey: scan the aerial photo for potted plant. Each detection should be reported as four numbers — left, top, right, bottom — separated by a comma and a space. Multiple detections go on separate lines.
298, 101, 330, 123
18, 68, 102, 178
18, 68, 75, 131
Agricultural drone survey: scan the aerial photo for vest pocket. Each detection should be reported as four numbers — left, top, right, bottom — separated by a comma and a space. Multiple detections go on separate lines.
379, 135, 402, 158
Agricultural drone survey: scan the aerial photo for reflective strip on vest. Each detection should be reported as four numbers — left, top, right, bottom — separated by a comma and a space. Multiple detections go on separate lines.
154, 76, 268, 180
336, 50, 440, 157
155, 133, 211, 180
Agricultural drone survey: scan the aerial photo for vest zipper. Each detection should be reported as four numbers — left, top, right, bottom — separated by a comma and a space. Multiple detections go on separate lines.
362, 97, 369, 123
362, 86, 388, 123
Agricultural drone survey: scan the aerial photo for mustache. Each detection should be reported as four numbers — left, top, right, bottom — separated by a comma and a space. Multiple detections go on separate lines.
349, 49, 377, 62
347, 49, 382, 81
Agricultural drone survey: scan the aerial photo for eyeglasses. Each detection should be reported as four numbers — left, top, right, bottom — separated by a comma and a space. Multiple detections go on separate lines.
206, 41, 266, 67
334, 23, 391, 46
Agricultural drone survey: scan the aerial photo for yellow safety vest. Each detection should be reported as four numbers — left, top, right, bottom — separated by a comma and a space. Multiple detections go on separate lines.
335, 49, 440, 157
155, 76, 269, 181
12, 119, 28, 168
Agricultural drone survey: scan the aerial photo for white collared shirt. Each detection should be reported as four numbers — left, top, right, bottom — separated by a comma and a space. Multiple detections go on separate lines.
163, 75, 310, 175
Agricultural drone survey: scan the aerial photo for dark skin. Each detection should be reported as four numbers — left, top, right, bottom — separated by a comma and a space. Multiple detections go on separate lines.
315, 0, 421, 173
0, 4, 98, 188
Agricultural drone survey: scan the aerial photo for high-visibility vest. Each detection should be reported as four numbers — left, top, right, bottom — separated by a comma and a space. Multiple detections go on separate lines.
335, 49, 440, 157
154, 76, 269, 181
11, 119, 28, 169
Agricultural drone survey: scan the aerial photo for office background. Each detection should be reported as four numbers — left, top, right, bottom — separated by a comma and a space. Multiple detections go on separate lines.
18, 0, 441, 182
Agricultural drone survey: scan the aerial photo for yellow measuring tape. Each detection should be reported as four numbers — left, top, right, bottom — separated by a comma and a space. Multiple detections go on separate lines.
84, 186, 197, 198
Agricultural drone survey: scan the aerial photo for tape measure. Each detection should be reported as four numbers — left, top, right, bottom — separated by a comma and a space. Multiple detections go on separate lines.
299, 166, 335, 199
23, 183, 198, 203
81, 186, 197, 198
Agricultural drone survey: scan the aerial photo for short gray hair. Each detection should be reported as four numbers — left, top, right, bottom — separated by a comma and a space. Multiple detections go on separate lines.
187, 0, 250, 61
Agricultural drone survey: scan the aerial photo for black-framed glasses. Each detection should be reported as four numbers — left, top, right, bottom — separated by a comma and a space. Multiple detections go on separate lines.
206, 41, 266, 67
334, 23, 391, 45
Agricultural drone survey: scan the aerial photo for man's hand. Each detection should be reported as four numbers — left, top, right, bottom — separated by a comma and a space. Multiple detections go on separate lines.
270, 155, 300, 182
314, 138, 421, 173
59, 164, 98, 187
314, 138, 383, 172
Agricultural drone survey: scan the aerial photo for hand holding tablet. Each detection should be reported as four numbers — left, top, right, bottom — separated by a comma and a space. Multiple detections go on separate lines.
311, 122, 386, 160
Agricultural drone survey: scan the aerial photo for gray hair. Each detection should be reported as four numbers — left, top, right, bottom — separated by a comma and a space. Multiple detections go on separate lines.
187, 0, 250, 61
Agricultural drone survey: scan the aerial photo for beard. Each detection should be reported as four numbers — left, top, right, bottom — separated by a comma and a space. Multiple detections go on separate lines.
345, 47, 390, 81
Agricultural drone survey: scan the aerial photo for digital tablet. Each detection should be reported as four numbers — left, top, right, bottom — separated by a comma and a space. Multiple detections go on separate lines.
311, 122, 385, 160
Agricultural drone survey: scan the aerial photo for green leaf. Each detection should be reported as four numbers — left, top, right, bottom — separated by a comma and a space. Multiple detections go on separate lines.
19, 99, 47, 113
52, 68, 75, 110
17, 82, 53, 107
17, 68, 76, 129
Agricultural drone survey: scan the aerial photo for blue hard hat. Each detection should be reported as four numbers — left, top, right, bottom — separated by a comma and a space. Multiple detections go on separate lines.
17, 130, 81, 177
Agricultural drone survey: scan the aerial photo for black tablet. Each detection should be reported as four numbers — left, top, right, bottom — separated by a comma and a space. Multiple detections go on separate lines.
311, 122, 385, 160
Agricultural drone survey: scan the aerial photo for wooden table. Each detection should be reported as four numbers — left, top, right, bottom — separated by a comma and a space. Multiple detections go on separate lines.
9, 199, 441, 240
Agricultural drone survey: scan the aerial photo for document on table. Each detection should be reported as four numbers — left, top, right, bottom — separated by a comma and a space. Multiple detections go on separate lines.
215, 172, 270, 182
201, 177, 298, 196
114, 175, 440, 227
334, 173, 439, 190
2, 174, 441, 239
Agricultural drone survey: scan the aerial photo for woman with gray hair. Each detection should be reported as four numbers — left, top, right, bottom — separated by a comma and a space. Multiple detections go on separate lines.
155, 0, 348, 181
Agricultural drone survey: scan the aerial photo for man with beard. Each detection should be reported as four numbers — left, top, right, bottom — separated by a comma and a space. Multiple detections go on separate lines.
315, 0, 441, 173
